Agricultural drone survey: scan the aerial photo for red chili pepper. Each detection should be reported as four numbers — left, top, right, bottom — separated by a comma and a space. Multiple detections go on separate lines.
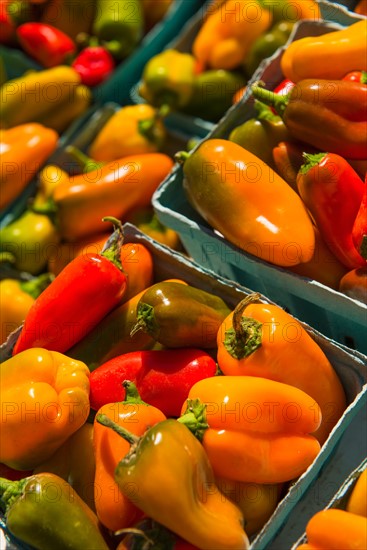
89, 348, 218, 417
273, 78, 295, 96
343, 70, 367, 84
352, 172, 367, 260
71, 45, 115, 87
297, 152, 366, 270
12, 219, 127, 355
16, 22, 76, 68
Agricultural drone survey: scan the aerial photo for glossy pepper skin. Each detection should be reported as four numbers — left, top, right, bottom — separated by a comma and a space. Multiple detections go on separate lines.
67, 279, 186, 371
339, 268, 367, 304
217, 294, 346, 444
47, 232, 109, 276
0, 473, 110, 550
16, 22, 76, 67
346, 467, 367, 517
12, 222, 127, 355
92, 0, 143, 59
52, 152, 174, 242
297, 152, 366, 270
0, 274, 52, 345
97, 415, 249, 550
125, 206, 182, 250
0, 348, 90, 470
88, 104, 166, 162
131, 280, 231, 349
89, 348, 218, 416
297, 509, 367, 550
192, 0, 272, 70
0, 123, 58, 209
259, 0, 320, 23
93, 381, 166, 532
229, 100, 290, 169
72, 45, 115, 87
177, 138, 315, 267
33, 422, 96, 512
280, 20, 367, 82
272, 140, 316, 191
179, 376, 321, 483
352, 173, 367, 260
251, 80, 367, 159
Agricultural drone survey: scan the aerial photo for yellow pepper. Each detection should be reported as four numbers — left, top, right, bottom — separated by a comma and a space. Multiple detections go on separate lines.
281, 20, 367, 82
0, 348, 90, 471
346, 467, 367, 518
193, 0, 272, 70
88, 104, 166, 162
0, 274, 53, 345
0, 123, 58, 210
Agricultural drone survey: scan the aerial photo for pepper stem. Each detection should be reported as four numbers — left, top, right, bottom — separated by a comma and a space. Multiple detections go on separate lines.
177, 398, 209, 442
0, 477, 25, 511
251, 85, 288, 117
359, 235, 367, 260
223, 293, 263, 360
64, 145, 105, 173
174, 150, 191, 164
123, 380, 148, 406
299, 152, 327, 175
130, 303, 157, 338
101, 217, 124, 272
96, 414, 140, 446
255, 99, 280, 122
20, 273, 53, 299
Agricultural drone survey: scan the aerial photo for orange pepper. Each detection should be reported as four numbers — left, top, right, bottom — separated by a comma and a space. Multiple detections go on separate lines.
119, 241, 155, 301
192, 0, 272, 70
355, 0, 367, 15
179, 376, 321, 484
346, 467, 367, 517
298, 508, 367, 550
93, 381, 166, 532
216, 294, 346, 444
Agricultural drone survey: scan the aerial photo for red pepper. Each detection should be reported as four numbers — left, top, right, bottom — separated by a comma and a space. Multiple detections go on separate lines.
0, 0, 15, 44
71, 45, 115, 87
297, 152, 366, 270
0, 0, 33, 45
352, 172, 367, 260
16, 22, 76, 68
343, 70, 367, 84
89, 348, 218, 417
12, 219, 127, 355
273, 78, 295, 96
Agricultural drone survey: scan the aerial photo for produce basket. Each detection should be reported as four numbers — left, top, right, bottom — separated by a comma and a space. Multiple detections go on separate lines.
1, 223, 367, 549
152, 18, 367, 355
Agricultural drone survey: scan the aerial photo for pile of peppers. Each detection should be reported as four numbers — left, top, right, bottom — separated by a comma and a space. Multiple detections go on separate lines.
0, 220, 349, 549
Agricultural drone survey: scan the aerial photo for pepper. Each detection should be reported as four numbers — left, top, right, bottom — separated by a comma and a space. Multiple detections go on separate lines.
0, 123, 58, 209
178, 376, 321, 483
52, 152, 174, 242
229, 100, 290, 169
346, 467, 367, 517
40, 0, 96, 40
244, 20, 294, 78
352, 173, 367, 260
89, 348, 218, 417
216, 294, 346, 444
339, 267, 367, 304
343, 70, 367, 84
272, 140, 316, 191
97, 415, 249, 550
16, 22, 76, 68
125, 206, 182, 250
0, 348, 90, 470
47, 232, 110, 276
0, 65, 83, 129
192, 0, 272, 70
67, 279, 186, 371
176, 138, 315, 267
251, 80, 367, 159
355, 0, 367, 15
0, 0, 33, 45
130, 280, 231, 349
88, 104, 166, 162
91, 0, 143, 59
297, 152, 366, 270
141, 0, 174, 30
12, 220, 127, 355
72, 45, 115, 87
33, 422, 96, 512
297, 509, 367, 550
0, 473, 110, 549
180, 69, 246, 122
139, 49, 196, 111
93, 381, 166, 532
0, 274, 53, 345
280, 20, 367, 82
259, 0, 320, 22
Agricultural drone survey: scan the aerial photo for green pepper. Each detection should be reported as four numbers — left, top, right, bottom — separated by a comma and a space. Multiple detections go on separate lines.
0, 210, 60, 275
92, 0, 144, 59
181, 69, 247, 122
130, 281, 231, 349
229, 100, 290, 168
96, 415, 249, 550
0, 473, 110, 550
244, 21, 294, 77
139, 49, 196, 111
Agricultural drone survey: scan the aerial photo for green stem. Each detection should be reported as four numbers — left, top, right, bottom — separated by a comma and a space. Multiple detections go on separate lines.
255, 99, 281, 122
251, 85, 288, 117
20, 273, 53, 299
299, 152, 327, 175
130, 302, 157, 338
96, 414, 140, 446
65, 145, 105, 173
174, 150, 191, 164
223, 293, 263, 360
101, 217, 124, 272
177, 398, 209, 442
123, 380, 148, 406
0, 477, 25, 511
